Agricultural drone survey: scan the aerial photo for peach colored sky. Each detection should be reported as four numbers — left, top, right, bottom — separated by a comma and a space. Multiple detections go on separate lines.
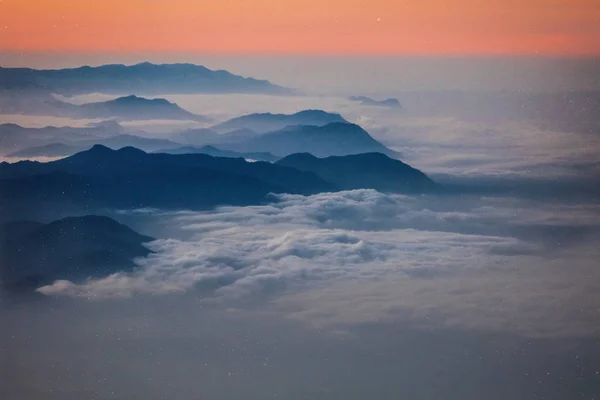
1, 0, 599, 55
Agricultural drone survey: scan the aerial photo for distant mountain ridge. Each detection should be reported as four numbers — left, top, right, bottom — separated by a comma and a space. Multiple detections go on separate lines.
0, 62, 294, 95
211, 110, 347, 133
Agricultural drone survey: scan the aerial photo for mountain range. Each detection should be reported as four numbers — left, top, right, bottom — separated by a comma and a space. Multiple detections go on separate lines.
0, 62, 293, 95
0, 215, 153, 293
0, 145, 336, 218
0, 145, 433, 222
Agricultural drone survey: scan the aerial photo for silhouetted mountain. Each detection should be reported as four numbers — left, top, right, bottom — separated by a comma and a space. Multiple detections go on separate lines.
0, 62, 293, 95
224, 122, 401, 158
157, 145, 279, 162
0, 215, 153, 293
277, 152, 435, 193
349, 96, 402, 108
211, 110, 347, 133
0, 146, 336, 215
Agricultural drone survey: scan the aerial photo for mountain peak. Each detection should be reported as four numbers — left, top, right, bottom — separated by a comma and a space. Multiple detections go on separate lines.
88, 144, 114, 154
116, 146, 148, 156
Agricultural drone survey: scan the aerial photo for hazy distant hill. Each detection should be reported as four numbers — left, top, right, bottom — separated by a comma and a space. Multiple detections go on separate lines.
211, 110, 347, 133
224, 122, 401, 158
277, 152, 435, 193
77, 95, 209, 121
349, 96, 402, 108
4, 135, 182, 158
0, 90, 208, 121
0, 215, 153, 293
0, 146, 336, 216
157, 145, 279, 162
94, 134, 182, 152
0, 62, 293, 95
1, 123, 183, 157
0, 122, 121, 155
176, 128, 259, 147
5, 143, 81, 158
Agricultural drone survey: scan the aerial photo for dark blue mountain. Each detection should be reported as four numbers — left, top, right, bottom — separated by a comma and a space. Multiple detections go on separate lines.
0, 62, 293, 95
277, 152, 435, 193
0, 215, 153, 293
224, 122, 401, 158
0, 146, 336, 217
211, 110, 347, 133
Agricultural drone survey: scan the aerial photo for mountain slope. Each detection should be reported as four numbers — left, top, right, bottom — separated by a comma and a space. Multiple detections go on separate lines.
211, 110, 347, 133
277, 152, 435, 193
225, 122, 401, 158
0, 216, 153, 293
0, 62, 293, 95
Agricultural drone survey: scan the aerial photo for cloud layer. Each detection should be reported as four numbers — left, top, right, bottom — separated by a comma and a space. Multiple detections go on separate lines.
37, 189, 558, 298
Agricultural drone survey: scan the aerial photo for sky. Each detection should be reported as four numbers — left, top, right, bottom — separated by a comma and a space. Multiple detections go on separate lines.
1, 0, 599, 55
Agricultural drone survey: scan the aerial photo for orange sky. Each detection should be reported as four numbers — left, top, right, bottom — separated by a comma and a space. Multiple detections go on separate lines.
0, 0, 599, 55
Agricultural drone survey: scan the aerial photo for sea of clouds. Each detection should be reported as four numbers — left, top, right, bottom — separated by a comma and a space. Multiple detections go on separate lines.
37, 189, 600, 338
